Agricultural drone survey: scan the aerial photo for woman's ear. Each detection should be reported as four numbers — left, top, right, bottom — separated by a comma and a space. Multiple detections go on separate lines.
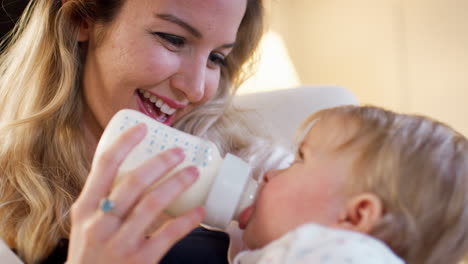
336, 193, 383, 234
77, 20, 91, 42
61, 0, 91, 42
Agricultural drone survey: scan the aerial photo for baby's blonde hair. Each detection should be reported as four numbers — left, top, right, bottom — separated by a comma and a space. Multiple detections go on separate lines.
300, 105, 468, 264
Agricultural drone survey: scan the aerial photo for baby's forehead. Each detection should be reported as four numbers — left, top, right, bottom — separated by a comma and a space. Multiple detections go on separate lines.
301, 116, 359, 150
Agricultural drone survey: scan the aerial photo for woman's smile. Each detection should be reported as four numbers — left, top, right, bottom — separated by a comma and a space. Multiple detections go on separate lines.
136, 89, 185, 125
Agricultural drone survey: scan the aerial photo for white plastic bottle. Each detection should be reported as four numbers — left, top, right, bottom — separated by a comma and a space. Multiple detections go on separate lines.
94, 109, 258, 230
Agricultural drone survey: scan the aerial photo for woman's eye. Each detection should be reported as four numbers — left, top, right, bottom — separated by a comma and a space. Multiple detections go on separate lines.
154, 32, 185, 48
208, 52, 226, 68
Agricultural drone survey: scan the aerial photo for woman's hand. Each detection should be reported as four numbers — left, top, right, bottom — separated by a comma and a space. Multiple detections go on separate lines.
66, 123, 204, 264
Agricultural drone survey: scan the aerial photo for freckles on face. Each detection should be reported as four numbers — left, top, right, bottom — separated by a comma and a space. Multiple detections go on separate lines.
82, 15, 175, 131
81, 0, 248, 135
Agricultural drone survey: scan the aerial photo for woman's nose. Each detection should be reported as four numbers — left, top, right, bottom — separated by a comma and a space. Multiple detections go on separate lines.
171, 57, 206, 103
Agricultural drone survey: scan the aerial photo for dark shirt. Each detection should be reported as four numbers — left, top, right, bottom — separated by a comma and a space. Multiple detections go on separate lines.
39, 227, 230, 264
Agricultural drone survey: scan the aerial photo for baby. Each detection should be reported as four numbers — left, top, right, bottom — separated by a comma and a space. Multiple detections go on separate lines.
235, 105, 468, 264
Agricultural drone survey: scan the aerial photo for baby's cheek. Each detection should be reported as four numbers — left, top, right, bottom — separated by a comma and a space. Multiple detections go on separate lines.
257, 196, 283, 234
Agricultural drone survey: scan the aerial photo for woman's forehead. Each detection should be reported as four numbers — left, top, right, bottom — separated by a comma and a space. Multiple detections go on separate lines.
143, 0, 246, 25
122, 0, 247, 40
152, 0, 247, 13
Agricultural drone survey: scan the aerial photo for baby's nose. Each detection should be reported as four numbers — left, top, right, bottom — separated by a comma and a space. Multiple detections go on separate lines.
263, 169, 280, 183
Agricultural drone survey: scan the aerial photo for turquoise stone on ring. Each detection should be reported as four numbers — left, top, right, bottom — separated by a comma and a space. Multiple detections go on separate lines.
100, 198, 115, 213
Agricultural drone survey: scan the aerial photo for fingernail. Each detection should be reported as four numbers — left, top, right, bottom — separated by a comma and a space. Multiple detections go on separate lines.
183, 166, 199, 181
135, 122, 146, 129
188, 166, 199, 176
135, 123, 147, 134
171, 148, 185, 160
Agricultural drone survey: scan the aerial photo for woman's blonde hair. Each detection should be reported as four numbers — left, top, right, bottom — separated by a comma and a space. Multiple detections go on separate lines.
0, 0, 283, 262
300, 105, 468, 264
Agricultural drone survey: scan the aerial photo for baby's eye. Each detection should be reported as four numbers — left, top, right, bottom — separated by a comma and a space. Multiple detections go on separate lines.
154, 32, 186, 49
292, 159, 303, 165
208, 52, 226, 68
296, 149, 304, 160
292, 149, 305, 164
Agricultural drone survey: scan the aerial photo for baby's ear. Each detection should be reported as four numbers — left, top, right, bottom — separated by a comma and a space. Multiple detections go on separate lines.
336, 193, 383, 234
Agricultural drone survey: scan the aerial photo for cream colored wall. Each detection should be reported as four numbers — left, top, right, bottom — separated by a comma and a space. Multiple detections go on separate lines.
404, 0, 468, 135
266, 0, 468, 136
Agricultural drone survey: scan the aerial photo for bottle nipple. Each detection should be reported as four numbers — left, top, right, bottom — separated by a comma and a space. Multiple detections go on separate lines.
204, 154, 257, 229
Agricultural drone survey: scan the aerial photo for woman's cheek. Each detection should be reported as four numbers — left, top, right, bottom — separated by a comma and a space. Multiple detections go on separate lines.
205, 71, 221, 100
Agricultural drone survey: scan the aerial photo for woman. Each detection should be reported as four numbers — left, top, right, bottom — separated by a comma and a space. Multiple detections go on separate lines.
0, 0, 290, 263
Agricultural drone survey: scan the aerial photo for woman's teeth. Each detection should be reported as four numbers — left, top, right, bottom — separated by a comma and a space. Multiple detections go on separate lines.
138, 89, 176, 115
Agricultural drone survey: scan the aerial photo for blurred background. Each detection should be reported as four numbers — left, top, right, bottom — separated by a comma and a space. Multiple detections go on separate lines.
1, 0, 467, 136
239, 0, 468, 136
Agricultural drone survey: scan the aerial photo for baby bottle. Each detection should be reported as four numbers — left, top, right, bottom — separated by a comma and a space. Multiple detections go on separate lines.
94, 109, 257, 230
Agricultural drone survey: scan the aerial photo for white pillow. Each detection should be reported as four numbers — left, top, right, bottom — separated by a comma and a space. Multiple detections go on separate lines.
234, 85, 358, 150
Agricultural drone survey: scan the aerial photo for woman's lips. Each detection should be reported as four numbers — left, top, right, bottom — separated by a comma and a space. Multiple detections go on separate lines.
238, 205, 254, 230
136, 91, 174, 125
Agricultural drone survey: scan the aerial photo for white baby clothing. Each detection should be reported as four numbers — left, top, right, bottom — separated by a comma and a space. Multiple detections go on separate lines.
233, 223, 405, 264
